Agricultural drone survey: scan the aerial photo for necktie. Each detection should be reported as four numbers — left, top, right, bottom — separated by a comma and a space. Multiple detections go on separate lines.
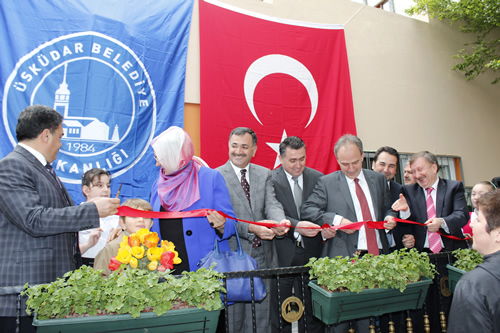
426, 187, 442, 253
241, 169, 260, 248
354, 178, 378, 255
46, 163, 63, 189
292, 177, 302, 216
46, 163, 81, 266
240, 169, 251, 206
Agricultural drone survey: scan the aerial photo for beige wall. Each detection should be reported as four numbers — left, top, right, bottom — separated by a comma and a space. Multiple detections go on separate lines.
184, 0, 500, 187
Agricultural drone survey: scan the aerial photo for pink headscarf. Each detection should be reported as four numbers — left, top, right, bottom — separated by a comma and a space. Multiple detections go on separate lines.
151, 126, 201, 211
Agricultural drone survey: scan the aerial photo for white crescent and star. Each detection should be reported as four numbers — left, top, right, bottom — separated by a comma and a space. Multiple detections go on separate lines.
243, 54, 319, 168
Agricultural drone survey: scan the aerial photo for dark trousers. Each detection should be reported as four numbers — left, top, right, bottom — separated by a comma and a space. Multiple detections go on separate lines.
0, 316, 36, 333
271, 246, 323, 333
390, 253, 452, 333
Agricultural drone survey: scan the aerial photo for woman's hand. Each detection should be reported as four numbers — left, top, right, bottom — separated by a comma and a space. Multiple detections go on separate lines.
207, 210, 226, 233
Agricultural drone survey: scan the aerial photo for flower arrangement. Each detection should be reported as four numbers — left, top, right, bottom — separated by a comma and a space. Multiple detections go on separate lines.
306, 248, 437, 293
452, 248, 483, 272
23, 265, 225, 319
110, 228, 181, 273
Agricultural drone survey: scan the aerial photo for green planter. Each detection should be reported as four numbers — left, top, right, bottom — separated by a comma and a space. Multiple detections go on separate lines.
447, 264, 466, 294
309, 277, 432, 325
33, 307, 221, 333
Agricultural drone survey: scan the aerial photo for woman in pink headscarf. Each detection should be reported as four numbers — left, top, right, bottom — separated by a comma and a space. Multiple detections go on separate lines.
150, 126, 236, 272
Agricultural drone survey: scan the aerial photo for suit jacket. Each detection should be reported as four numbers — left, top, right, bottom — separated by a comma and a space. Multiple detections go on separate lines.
271, 166, 323, 266
399, 178, 468, 252
0, 145, 100, 316
389, 179, 406, 249
217, 161, 285, 269
301, 169, 395, 258
389, 180, 402, 204
150, 166, 236, 271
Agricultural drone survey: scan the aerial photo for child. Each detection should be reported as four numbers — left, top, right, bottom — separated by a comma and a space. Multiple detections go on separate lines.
463, 181, 496, 237
94, 198, 153, 277
79, 168, 120, 266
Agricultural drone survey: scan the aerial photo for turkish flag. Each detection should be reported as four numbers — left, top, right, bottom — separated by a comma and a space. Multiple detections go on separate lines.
199, 0, 356, 173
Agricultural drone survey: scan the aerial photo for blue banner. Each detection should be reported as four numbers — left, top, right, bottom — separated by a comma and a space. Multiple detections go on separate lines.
0, 0, 193, 203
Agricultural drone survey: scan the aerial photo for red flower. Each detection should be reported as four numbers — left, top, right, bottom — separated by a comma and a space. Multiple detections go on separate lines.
160, 251, 175, 270
108, 256, 121, 271
157, 265, 167, 272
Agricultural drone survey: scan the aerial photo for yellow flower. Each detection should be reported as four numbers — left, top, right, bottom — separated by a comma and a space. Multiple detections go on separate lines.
143, 232, 160, 249
161, 240, 176, 252
119, 236, 131, 250
147, 247, 163, 262
136, 228, 151, 243
148, 260, 158, 271
173, 250, 182, 265
116, 248, 132, 264
129, 257, 138, 269
131, 246, 145, 259
128, 234, 141, 247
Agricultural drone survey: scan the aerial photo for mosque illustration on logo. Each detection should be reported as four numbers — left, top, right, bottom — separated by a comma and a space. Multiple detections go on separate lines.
53, 63, 120, 142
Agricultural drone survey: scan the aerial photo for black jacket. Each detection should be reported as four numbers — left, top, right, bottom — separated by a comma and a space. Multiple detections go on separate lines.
448, 250, 500, 333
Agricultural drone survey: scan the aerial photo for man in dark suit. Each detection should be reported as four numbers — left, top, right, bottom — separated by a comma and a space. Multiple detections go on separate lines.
217, 127, 290, 333
392, 151, 469, 252
270, 136, 323, 333
371, 146, 405, 250
0, 105, 120, 332
391, 151, 468, 333
372, 146, 401, 204
301, 135, 397, 332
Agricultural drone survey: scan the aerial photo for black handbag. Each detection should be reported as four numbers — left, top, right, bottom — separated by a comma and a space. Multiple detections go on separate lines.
197, 222, 267, 302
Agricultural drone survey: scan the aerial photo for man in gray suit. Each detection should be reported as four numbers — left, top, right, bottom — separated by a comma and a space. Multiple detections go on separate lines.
0, 105, 120, 332
301, 134, 398, 332
217, 127, 290, 333
302, 134, 397, 258
270, 136, 323, 333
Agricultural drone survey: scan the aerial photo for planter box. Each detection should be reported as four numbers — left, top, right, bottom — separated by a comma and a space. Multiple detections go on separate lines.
33, 307, 221, 333
447, 264, 466, 294
309, 277, 432, 325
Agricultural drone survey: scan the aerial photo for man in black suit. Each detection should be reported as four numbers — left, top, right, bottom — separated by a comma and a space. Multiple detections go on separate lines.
0, 105, 120, 332
391, 151, 468, 333
392, 151, 468, 252
371, 146, 406, 250
372, 146, 401, 203
270, 136, 323, 333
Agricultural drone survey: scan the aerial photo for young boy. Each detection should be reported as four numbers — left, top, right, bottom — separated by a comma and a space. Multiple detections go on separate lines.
79, 168, 120, 266
94, 198, 153, 277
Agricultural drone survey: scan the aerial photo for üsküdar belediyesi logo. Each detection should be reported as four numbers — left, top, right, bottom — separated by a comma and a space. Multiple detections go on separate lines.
3, 31, 156, 184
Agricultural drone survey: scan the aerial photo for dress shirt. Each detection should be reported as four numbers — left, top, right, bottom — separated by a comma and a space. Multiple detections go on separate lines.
333, 172, 383, 250
400, 177, 448, 248
283, 169, 303, 242
18, 143, 47, 166
229, 160, 250, 184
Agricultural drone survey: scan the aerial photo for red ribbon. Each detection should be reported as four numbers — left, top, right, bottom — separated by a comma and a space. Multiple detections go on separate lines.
117, 206, 471, 240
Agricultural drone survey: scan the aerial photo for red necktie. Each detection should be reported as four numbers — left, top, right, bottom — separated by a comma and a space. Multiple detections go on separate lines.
354, 178, 379, 255
426, 187, 442, 253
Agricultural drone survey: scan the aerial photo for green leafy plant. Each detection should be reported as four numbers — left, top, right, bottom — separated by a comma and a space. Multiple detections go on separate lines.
452, 248, 483, 272
22, 265, 225, 319
305, 248, 436, 293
